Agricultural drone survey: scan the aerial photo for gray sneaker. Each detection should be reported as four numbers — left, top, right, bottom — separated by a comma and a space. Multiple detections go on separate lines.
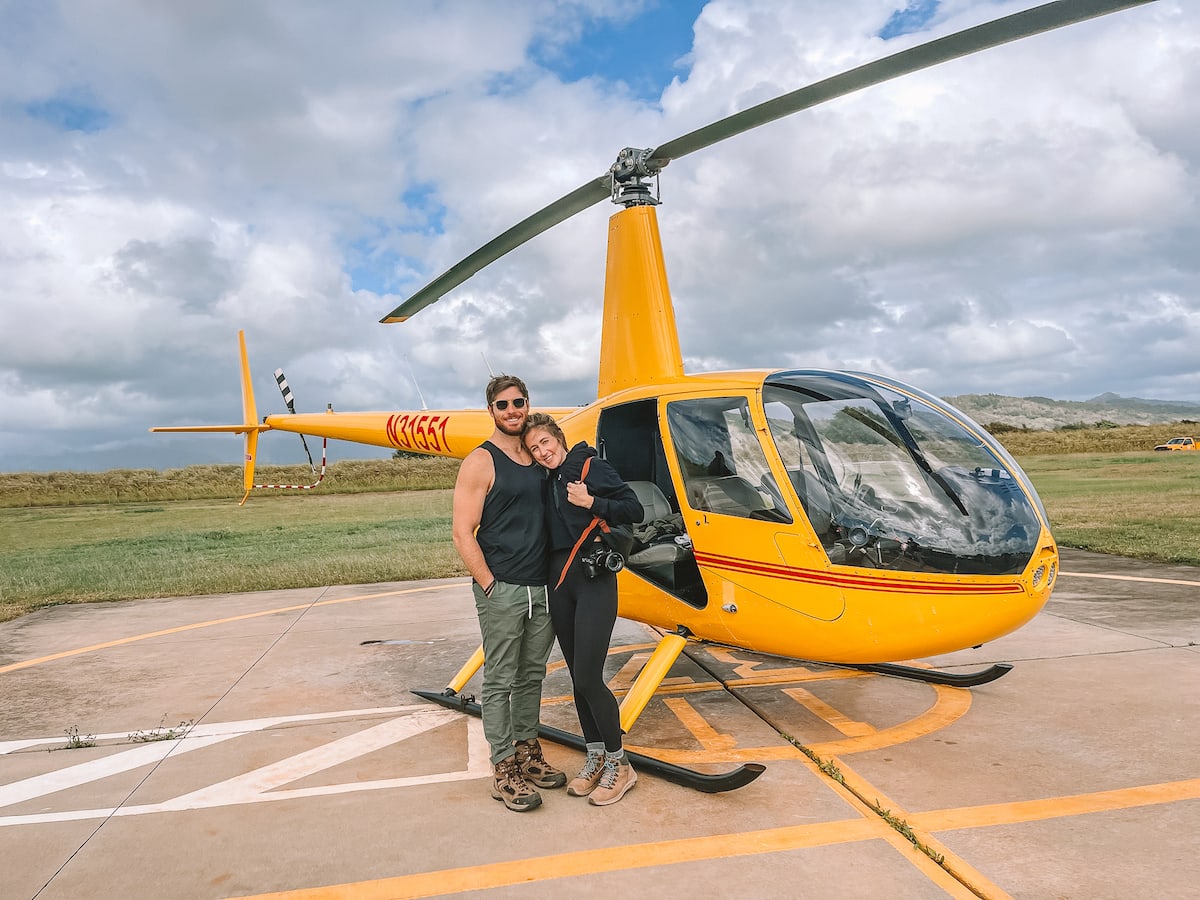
588, 758, 637, 806
567, 752, 605, 797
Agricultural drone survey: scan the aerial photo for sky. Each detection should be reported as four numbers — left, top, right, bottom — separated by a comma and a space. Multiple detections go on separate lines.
1, 0, 1196, 472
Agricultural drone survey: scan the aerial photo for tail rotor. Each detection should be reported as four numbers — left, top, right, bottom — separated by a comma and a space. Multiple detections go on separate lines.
274, 368, 316, 470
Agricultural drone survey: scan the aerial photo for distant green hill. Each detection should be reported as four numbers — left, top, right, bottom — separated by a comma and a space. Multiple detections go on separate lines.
944, 392, 1200, 431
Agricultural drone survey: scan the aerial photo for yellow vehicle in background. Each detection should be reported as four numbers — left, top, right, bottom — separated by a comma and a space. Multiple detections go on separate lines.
1154, 437, 1198, 451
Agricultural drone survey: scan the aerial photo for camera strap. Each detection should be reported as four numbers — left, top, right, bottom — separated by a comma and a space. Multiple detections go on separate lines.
553, 456, 611, 589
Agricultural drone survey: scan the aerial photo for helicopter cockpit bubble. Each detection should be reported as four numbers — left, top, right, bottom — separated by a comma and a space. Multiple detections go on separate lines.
761, 371, 1044, 576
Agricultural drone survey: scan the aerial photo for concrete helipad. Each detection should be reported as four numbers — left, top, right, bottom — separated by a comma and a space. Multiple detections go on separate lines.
1, 548, 1198, 899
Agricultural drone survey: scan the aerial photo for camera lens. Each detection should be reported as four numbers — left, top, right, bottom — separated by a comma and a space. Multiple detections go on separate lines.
604, 552, 624, 572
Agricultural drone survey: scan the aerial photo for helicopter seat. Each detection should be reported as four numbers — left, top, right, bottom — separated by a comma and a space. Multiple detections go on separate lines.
626, 481, 692, 589
695, 475, 766, 517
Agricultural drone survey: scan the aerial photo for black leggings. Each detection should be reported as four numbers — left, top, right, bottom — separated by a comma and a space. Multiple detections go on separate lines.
549, 547, 623, 752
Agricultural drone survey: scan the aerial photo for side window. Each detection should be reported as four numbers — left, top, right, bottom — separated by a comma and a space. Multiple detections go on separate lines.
666, 396, 791, 523
763, 398, 817, 471
762, 397, 835, 539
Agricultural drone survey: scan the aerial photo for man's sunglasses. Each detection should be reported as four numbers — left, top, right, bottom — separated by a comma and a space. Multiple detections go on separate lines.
491, 397, 527, 411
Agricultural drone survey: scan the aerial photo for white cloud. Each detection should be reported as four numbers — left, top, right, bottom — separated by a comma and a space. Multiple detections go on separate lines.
0, 0, 1196, 471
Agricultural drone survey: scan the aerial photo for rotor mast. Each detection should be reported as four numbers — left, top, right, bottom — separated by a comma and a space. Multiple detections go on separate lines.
597, 149, 684, 396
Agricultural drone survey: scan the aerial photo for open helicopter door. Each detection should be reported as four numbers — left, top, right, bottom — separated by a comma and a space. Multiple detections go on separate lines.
595, 399, 707, 608
659, 389, 847, 625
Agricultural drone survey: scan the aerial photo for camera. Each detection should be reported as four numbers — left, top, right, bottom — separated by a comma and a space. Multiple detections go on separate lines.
580, 544, 625, 579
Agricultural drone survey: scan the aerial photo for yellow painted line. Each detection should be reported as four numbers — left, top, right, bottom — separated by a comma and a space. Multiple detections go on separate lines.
829, 755, 1014, 900
788, 748, 981, 899
871, 826, 983, 899
911, 777, 1200, 831
634, 680, 725, 697
784, 686, 877, 737
724, 669, 872, 687
1059, 570, 1200, 587
233, 816, 883, 899
807, 683, 973, 756
541, 680, 726, 709
233, 743, 984, 900
0, 583, 463, 675
662, 697, 737, 750
705, 646, 830, 681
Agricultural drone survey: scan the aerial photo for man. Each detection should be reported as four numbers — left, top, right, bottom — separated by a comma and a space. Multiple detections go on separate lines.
452, 374, 567, 811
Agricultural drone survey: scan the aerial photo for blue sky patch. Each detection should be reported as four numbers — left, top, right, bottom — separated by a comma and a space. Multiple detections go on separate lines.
533, 0, 708, 101
401, 183, 447, 235
879, 0, 940, 40
347, 244, 405, 295
345, 186, 447, 293
25, 94, 112, 132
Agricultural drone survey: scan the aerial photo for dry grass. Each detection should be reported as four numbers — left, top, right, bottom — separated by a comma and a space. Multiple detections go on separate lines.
987, 421, 1197, 456
0, 456, 460, 508
1018, 452, 1200, 563
0, 489, 462, 623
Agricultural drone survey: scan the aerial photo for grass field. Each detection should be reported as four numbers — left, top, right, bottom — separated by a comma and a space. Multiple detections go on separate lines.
0, 490, 462, 623
0, 456, 461, 508
1018, 451, 1200, 563
2, 423, 1198, 624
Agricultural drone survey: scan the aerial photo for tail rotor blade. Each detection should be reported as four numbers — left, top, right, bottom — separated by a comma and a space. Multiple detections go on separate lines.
274, 367, 316, 470
274, 368, 297, 414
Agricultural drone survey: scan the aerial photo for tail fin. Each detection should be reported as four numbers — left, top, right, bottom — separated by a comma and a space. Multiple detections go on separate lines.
237, 330, 259, 505
149, 329, 268, 504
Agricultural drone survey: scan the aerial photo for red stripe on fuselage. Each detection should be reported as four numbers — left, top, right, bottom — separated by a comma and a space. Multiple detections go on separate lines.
693, 551, 1024, 595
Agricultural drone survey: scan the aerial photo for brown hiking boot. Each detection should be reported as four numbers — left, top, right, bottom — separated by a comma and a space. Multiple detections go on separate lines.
567, 753, 605, 797
588, 757, 637, 806
515, 738, 567, 789
491, 756, 542, 812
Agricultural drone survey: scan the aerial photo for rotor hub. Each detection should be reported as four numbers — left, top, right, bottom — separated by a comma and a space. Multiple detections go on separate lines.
609, 147, 662, 208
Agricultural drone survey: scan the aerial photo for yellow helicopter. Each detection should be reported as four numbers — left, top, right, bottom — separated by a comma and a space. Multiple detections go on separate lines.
154, 0, 1155, 787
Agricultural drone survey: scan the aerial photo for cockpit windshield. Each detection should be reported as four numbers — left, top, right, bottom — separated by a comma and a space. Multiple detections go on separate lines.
762, 371, 1043, 575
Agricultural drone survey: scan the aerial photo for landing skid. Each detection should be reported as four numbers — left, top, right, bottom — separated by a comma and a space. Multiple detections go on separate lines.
412, 688, 765, 794
842, 661, 1013, 687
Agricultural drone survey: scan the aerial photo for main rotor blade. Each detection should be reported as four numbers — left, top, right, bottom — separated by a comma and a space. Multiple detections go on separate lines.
381, 0, 1153, 323
648, 0, 1154, 166
380, 174, 610, 322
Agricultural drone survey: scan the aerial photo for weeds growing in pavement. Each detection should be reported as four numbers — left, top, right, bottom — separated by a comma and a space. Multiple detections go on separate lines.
58, 725, 96, 750
128, 715, 195, 743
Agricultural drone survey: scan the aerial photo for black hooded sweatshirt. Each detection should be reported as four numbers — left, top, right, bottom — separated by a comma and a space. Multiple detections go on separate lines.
544, 442, 643, 552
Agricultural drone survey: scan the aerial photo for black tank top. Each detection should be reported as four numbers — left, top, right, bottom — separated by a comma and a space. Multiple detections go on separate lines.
477, 441, 548, 586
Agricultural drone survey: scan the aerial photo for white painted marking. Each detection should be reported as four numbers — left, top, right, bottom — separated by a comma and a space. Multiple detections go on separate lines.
1059, 571, 1200, 587
162, 708, 462, 806
0, 705, 429, 754
0, 735, 229, 808
0, 708, 489, 828
0, 739, 61, 755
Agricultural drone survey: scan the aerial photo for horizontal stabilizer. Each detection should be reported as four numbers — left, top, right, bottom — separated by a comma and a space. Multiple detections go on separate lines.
150, 424, 268, 434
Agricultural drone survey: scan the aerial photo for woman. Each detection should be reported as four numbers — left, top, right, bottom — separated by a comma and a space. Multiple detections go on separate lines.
522, 412, 644, 806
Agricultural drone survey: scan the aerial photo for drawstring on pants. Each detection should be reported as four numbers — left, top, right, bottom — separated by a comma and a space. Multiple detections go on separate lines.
523, 585, 548, 619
